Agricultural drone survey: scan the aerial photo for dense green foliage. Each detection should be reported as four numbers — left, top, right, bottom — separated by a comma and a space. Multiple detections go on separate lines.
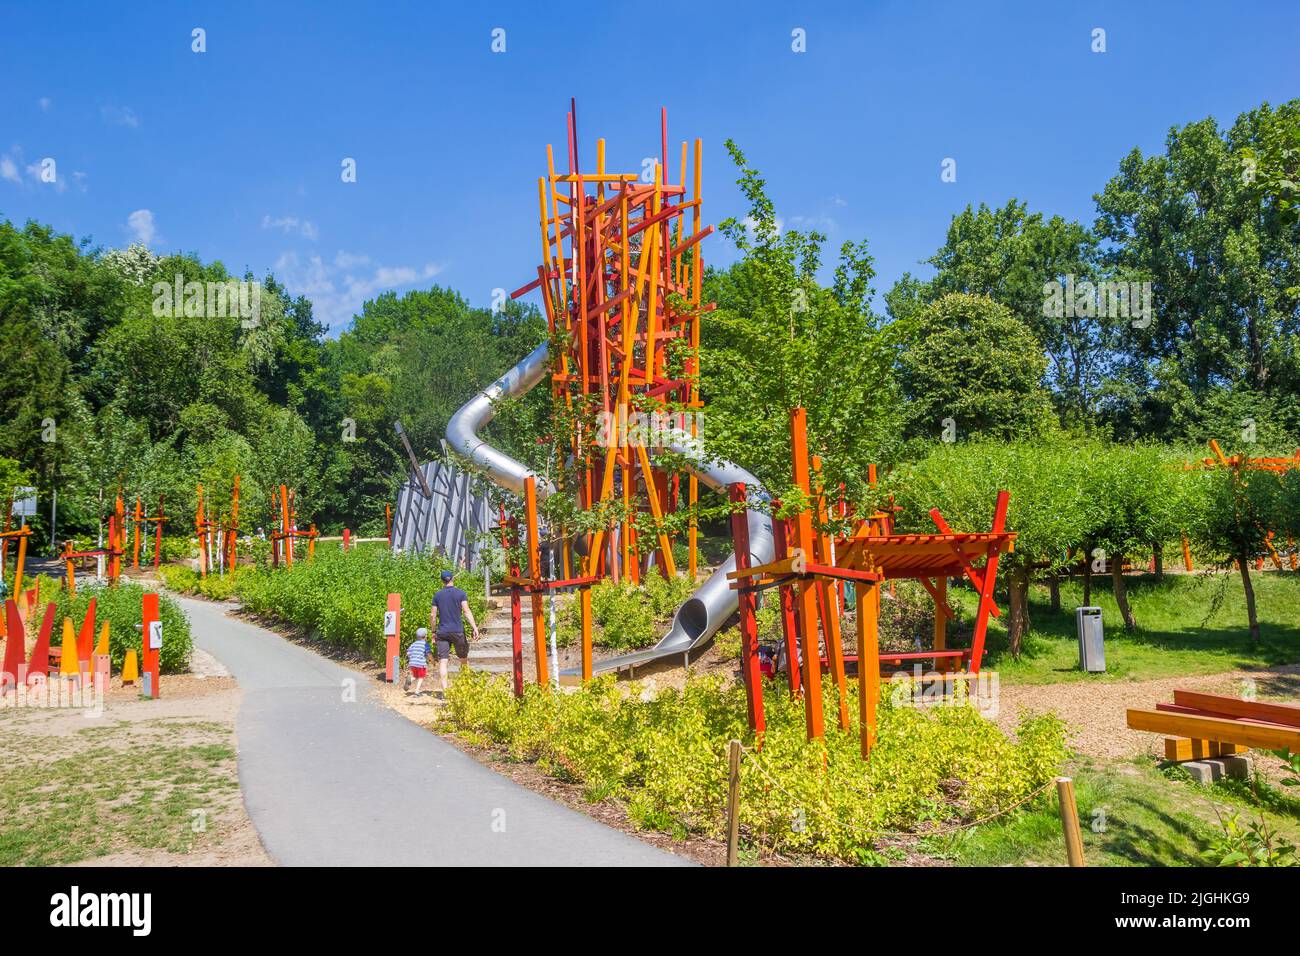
446, 671, 1069, 862
48, 582, 192, 673
0, 221, 545, 551
236, 546, 486, 663
555, 573, 696, 650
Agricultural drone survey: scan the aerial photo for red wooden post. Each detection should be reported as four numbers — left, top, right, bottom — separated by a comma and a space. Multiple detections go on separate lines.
968, 490, 1010, 674
789, 408, 824, 740
76, 597, 96, 678
524, 477, 548, 688
508, 517, 524, 698
141, 592, 161, 698
384, 593, 401, 682
28, 602, 55, 683
729, 483, 765, 732
812, 456, 849, 732
342, 528, 351, 551
770, 506, 801, 696
1, 599, 24, 689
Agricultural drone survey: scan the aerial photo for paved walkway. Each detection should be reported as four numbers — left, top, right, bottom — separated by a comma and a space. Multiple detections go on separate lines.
178, 596, 687, 866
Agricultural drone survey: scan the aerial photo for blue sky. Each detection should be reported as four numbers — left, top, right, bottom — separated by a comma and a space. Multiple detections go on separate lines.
2, 1, 1297, 333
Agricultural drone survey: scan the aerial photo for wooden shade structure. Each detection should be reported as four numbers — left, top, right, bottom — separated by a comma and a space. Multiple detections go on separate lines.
728, 407, 1016, 759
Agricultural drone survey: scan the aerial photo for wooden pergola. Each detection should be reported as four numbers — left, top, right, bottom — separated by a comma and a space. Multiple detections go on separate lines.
729, 408, 1016, 759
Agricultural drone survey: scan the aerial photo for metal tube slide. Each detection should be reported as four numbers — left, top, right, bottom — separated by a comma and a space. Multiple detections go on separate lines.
444, 342, 774, 675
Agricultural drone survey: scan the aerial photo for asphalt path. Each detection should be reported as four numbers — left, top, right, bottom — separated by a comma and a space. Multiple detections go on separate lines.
179, 595, 687, 866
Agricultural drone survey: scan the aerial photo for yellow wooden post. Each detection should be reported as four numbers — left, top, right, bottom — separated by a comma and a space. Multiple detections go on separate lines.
524, 477, 548, 687
858, 581, 881, 758
1056, 777, 1087, 867
725, 739, 742, 867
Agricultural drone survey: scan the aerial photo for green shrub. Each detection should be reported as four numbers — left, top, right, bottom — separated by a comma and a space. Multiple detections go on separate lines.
48, 583, 192, 673
236, 548, 485, 662
445, 671, 1069, 862
556, 573, 696, 650
158, 565, 247, 601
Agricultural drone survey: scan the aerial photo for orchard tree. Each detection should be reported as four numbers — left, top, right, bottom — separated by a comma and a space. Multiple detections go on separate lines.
894, 440, 1095, 657
1083, 445, 1198, 630
1186, 463, 1287, 642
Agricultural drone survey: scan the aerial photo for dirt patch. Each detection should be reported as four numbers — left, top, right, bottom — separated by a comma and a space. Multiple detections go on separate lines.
994, 664, 1300, 760
0, 672, 273, 867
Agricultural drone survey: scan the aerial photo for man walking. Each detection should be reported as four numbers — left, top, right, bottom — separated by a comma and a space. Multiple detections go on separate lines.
430, 569, 480, 697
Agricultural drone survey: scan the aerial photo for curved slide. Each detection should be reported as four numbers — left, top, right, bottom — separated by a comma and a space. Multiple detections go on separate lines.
446, 342, 774, 674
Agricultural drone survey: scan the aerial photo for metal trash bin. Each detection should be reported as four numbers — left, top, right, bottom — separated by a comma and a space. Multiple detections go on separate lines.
1076, 606, 1105, 672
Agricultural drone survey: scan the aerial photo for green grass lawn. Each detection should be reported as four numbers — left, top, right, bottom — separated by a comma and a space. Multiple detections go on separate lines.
926, 753, 1300, 867
945, 571, 1300, 685
0, 720, 240, 866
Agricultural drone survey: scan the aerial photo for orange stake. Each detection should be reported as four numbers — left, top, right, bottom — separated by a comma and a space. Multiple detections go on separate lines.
524, 477, 548, 687
789, 408, 824, 741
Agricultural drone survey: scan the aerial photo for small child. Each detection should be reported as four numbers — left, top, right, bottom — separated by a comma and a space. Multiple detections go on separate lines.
405, 627, 433, 695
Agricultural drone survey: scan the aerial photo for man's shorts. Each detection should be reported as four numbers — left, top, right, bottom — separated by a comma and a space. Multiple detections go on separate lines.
409, 665, 427, 679
436, 632, 469, 660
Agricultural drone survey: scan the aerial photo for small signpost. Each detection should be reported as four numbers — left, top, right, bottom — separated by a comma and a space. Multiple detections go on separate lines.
384, 594, 401, 682
141, 592, 161, 699
11, 487, 36, 518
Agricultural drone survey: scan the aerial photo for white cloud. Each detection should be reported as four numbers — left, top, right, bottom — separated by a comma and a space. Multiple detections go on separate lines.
101, 104, 140, 128
126, 209, 158, 245
333, 251, 370, 269
789, 214, 837, 232
37, 97, 51, 112
0, 154, 19, 184
274, 250, 444, 331
261, 214, 318, 240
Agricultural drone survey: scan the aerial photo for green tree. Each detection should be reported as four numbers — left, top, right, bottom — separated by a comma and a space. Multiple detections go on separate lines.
895, 441, 1095, 656
887, 201, 1109, 428
1186, 462, 1287, 642
1093, 101, 1300, 442
1083, 445, 1198, 630
894, 293, 1056, 444
701, 140, 901, 500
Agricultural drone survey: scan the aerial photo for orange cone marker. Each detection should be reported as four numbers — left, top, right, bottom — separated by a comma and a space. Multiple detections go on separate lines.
121, 649, 139, 686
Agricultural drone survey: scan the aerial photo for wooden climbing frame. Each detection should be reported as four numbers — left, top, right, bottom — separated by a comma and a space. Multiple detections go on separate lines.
727, 407, 1016, 760
509, 103, 711, 590
500, 476, 596, 695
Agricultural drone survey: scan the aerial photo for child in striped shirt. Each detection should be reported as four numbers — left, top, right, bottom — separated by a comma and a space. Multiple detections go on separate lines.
404, 628, 433, 695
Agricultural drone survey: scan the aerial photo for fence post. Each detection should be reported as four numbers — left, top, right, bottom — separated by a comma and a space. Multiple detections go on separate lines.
1056, 776, 1086, 867
726, 739, 742, 867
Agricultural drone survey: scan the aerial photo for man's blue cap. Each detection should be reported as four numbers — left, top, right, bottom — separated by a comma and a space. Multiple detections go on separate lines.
441, 570, 454, 582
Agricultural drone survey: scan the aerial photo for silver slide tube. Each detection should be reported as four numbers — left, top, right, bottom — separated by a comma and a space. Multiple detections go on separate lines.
445, 342, 774, 673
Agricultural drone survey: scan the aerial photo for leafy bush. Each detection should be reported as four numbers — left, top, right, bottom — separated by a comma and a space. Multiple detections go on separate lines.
446, 671, 1069, 862
556, 573, 697, 650
237, 547, 485, 662
158, 565, 247, 601
48, 583, 192, 673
